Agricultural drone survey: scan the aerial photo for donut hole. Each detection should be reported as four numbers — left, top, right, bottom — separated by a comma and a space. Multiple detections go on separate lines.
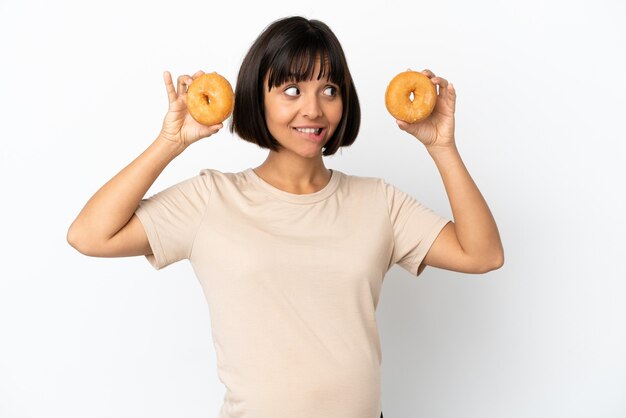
204, 94, 211, 104
409, 91, 415, 102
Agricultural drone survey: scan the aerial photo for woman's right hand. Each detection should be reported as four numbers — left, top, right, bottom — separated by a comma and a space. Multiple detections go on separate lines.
158, 70, 223, 150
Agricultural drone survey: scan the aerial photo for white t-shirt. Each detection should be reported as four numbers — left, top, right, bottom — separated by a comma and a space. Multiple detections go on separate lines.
135, 167, 450, 418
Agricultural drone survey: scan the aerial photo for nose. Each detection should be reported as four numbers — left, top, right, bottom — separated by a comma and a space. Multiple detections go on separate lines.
301, 92, 323, 119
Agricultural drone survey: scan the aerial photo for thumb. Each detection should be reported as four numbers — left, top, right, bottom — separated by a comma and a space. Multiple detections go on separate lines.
396, 119, 410, 131
194, 122, 224, 141
205, 122, 224, 136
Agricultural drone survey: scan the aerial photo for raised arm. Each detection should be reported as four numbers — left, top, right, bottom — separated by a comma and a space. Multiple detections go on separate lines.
395, 69, 504, 274
422, 145, 504, 273
67, 70, 223, 257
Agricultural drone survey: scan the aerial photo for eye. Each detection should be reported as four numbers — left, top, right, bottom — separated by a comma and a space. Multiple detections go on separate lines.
284, 86, 300, 97
324, 86, 338, 96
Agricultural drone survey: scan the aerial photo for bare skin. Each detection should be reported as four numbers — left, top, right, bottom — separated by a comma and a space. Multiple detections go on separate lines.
67, 70, 223, 257
67, 66, 504, 274
253, 59, 341, 195
396, 69, 504, 273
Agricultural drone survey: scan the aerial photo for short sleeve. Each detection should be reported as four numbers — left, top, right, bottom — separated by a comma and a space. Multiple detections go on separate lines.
382, 179, 451, 277
134, 170, 212, 270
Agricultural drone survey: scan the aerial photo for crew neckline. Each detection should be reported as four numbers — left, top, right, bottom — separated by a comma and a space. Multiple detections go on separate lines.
244, 167, 341, 204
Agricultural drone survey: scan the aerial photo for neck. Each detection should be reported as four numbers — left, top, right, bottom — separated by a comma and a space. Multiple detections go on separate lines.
254, 151, 331, 194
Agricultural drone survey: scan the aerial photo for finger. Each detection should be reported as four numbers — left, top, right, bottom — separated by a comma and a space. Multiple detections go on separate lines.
176, 74, 192, 96
210, 123, 224, 133
192, 70, 205, 79
431, 76, 449, 90
163, 71, 177, 103
199, 123, 224, 139
448, 83, 456, 102
395, 119, 410, 130
421, 69, 436, 78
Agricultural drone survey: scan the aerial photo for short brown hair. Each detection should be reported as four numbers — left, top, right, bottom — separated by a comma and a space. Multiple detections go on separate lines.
229, 16, 360, 156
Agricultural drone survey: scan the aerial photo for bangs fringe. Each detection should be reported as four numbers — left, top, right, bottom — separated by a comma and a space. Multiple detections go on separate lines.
266, 45, 344, 90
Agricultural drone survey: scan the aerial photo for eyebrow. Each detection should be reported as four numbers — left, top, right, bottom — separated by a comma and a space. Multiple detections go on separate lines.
282, 77, 338, 85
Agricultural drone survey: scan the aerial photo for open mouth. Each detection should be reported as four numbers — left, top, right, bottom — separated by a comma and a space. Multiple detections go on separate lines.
294, 127, 323, 135
293, 127, 326, 142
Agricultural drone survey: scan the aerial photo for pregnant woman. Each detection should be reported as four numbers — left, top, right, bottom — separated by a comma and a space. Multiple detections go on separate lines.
68, 15, 504, 418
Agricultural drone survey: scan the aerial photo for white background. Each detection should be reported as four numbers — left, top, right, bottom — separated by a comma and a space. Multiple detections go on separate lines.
1, 0, 625, 417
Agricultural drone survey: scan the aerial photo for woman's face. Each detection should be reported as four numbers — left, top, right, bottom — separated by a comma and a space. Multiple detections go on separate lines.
263, 59, 343, 159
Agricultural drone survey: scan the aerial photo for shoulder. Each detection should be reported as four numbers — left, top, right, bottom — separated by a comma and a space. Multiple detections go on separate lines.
336, 169, 386, 190
342, 172, 410, 204
198, 167, 249, 187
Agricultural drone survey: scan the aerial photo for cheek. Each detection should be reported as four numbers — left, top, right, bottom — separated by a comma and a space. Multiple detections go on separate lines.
265, 103, 294, 127
329, 102, 343, 126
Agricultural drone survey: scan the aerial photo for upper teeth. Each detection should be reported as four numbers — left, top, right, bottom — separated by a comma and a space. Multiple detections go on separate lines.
296, 127, 321, 134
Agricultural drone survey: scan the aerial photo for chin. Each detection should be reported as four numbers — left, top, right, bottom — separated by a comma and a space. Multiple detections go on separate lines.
298, 148, 324, 159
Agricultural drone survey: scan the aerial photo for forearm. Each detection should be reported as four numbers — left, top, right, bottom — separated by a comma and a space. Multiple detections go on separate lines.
68, 136, 184, 246
427, 143, 504, 263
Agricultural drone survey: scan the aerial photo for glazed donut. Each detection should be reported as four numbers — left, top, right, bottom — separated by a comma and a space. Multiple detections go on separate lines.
384, 70, 437, 123
186, 72, 235, 126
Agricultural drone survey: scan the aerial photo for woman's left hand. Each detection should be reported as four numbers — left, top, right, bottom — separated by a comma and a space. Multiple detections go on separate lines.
395, 69, 456, 149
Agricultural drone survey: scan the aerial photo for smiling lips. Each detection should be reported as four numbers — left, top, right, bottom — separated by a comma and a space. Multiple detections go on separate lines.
294, 127, 323, 134
293, 126, 325, 141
